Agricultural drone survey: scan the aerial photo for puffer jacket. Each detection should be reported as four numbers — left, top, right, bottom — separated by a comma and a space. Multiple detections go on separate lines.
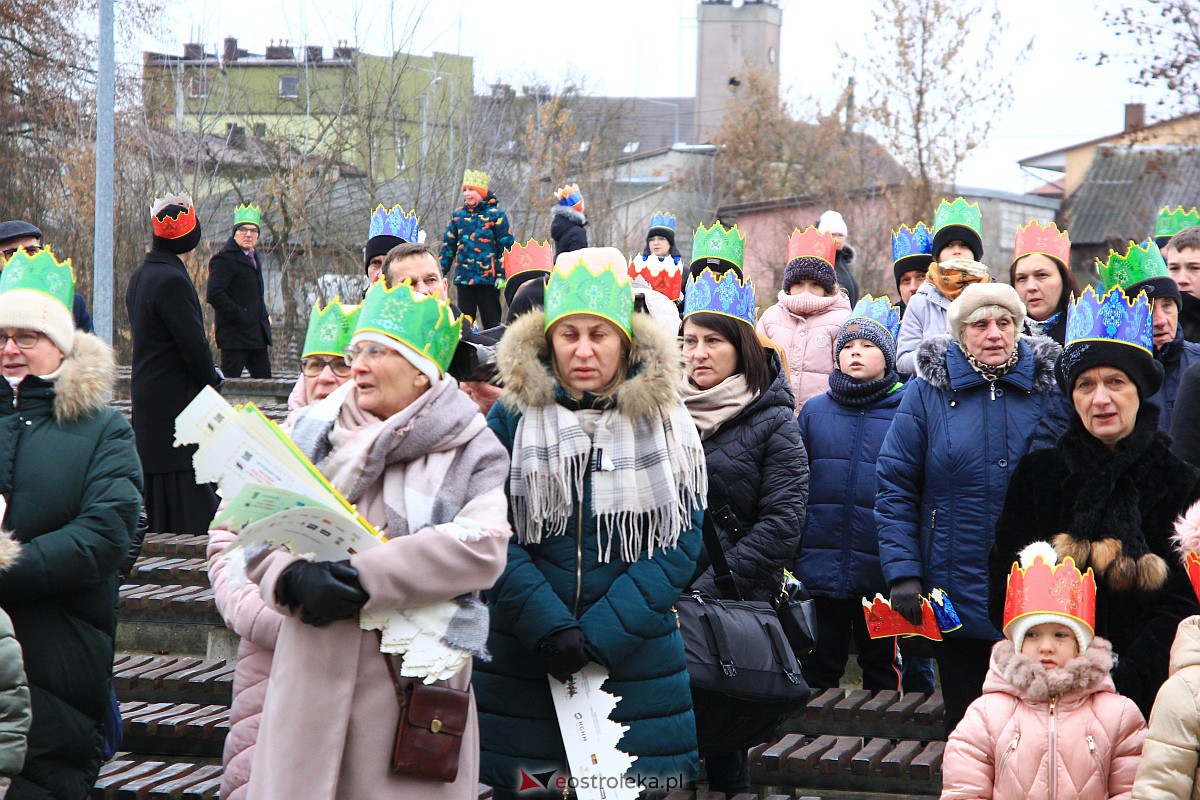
1134, 615, 1200, 799
895, 279, 951, 375
550, 205, 587, 256
689, 351, 807, 602
476, 311, 702, 792
944, 638, 1145, 800
875, 334, 1061, 640
796, 380, 907, 600
756, 290, 851, 412
439, 192, 515, 286
207, 529, 282, 800
0, 535, 30, 787
1149, 330, 1200, 431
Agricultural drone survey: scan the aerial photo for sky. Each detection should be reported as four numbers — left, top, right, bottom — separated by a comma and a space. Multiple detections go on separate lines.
140, 0, 1160, 195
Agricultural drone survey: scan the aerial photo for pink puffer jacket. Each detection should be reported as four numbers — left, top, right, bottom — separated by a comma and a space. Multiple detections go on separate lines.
756, 290, 850, 412
208, 529, 284, 800
943, 637, 1145, 800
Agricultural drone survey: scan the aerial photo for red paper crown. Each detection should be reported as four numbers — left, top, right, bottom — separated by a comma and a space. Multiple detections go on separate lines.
1013, 221, 1071, 270
1002, 550, 1096, 638
629, 255, 683, 301
1186, 551, 1200, 603
152, 204, 198, 240
786, 226, 836, 267
861, 594, 943, 641
502, 239, 553, 281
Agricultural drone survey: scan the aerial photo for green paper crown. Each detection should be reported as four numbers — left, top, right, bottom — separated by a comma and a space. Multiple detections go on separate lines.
234, 203, 262, 228
933, 197, 982, 236
1097, 239, 1168, 291
1155, 205, 1200, 239
691, 222, 746, 271
302, 298, 360, 358
355, 280, 462, 374
0, 247, 75, 312
545, 247, 634, 339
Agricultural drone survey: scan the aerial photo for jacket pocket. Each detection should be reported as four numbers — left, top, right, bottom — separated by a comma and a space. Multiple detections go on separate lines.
996, 729, 1019, 777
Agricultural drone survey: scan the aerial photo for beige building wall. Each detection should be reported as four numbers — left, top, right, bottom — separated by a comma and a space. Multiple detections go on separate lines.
1063, 116, 1200, 195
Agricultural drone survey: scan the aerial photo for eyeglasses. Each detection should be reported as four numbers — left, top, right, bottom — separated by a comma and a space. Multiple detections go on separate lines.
300, 355, 352, 377
234, 227, 259, 237
1, 244, 42, 260
343, 343, 397, 367
0, 331, 43, 349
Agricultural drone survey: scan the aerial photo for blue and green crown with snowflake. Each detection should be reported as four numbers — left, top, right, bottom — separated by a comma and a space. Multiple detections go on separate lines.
355, 280, 461, 373
1065, 285, 1154, 356
302, 298, 361, 358
847, 295, 902, 343
1097, 238, 1167, 291
683, 268, 756, 327
0, 247, 75, 311
544, 248, 634, 339
367, 204, 421, 243
891, 222, 933, 265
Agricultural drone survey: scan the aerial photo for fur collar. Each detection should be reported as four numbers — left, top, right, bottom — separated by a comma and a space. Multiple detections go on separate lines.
915, 333, 1059, 393
35, 332, 115, 424
498, 310, 682, 419
990, 637, 1115, 702
551, 205, 586, 225
0, 533, 20, 572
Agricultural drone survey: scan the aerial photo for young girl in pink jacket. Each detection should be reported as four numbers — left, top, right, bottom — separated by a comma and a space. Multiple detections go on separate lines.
943, 542, 1145, 800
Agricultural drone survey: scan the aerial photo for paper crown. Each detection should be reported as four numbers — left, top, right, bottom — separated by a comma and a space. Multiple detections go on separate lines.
933, 197, 982, 236
786, 226, 836, 267
544, 247, 634, 340
367, 204, 421, 244
1001, 542, 1097, 645
1014, 221, 1070, 269
503, 239, 553, 282
462, 169, 490, 193
233, 203, 262, 229
891, 222, 934, 266
302, 298, 361, 358
355, 280, 461, 374
1097, 238, 1168, 291
683, 267, 756, 327
846, 295, 902, 343
554, 183, 584, 211
1065, 284, 1154, 355
1187, 551, 1200, 605
0, 247, 75, 312
690, 222, 746, 272
630, 254, 683, 301
861, 589, 961, 641
1155, 205, 1200, 241
649, 211, 676, 233
150, 193, 198, 240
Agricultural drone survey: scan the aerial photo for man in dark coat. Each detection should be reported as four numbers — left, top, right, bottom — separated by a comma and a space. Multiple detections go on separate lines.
550, 182, 587, 257
205, 204, 272, 378
126, 194, 224, 535
0, 220, 93, 332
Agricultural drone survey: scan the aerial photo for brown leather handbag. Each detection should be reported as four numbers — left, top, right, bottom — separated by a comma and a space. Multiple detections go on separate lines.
383, 651, 470, 782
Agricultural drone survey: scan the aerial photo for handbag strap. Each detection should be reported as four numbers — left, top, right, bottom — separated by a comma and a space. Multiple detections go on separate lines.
762, 619, 802, 685
702, 512, 742, 601
379, 632, 408, 708
699, 608, 738, 677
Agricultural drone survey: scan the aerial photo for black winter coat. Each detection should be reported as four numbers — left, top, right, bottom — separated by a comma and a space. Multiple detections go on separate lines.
205, 238, 272, 349
989, 407, 1200, 718
835, 244, 859, 305
126, 249, 223, 473
1172, 360, 1200, 469
689, 353, 808, 601
550, 205, 587, 257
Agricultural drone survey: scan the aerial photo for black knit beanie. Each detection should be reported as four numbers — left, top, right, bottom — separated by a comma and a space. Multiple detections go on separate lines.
364, 234, 403, 273
933, 224, 983, 262
1056, 340, 1164, 399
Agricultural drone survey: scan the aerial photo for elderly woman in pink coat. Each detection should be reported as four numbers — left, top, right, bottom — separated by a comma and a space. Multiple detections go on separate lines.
244, 281, 511, 800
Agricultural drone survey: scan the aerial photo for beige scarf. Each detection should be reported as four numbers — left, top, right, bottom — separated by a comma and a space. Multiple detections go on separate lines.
679, 374, 756, 440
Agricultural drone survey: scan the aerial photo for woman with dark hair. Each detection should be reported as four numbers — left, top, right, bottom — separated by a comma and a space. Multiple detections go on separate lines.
1009, 221, 1078, 346
678, 269, 807, 795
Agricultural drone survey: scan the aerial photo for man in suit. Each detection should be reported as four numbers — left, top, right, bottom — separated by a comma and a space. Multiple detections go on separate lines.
206, 203, 272, 377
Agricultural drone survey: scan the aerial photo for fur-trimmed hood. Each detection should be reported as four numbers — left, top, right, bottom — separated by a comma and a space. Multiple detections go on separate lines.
497, 309, 683, 419
986, 637, 1116, 703
8, 331, 116, 424
915, 332, 1060, 394
550, 204, 586, 225
0, 532, 20, 572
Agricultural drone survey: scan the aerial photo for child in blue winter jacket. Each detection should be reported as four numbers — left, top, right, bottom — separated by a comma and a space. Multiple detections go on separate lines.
796, 296, 906, 690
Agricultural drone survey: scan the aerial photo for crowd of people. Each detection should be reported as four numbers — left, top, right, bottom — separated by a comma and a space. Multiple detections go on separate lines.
2, 173, 1200, 800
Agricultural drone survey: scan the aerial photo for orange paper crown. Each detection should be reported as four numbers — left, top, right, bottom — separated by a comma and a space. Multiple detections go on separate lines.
1002, 545, 1096, 639
629, 255, 683, 301
503, 239, 553, 281
1013, 221, 1071, 270
150, 193, 199, 240
786, 226, 836, 267
861, 594, 943, 641
1186, 551, 1200, 603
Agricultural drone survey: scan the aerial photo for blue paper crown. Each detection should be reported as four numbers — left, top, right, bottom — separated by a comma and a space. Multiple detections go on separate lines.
1065, 285, 1154, 355
891, 223, 933, 264
649, 211, 676, 232
683, 267, 756, 327
556, 185, 584, 208
846, 295, 902, 343
367, 204, 421, 243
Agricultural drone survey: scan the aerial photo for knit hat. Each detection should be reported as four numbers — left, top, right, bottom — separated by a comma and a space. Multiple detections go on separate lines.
1003, 542, 1096, 654
0, 248, 76, 355
836, 295, 902, 373
783, 227, 837, 293
945, 282, 1025, 345
1056, 285, 1163, 398
784, 257, 836, 294
932, 197, 984, 261
817, 210, 848, 237
151, 193, 202, 255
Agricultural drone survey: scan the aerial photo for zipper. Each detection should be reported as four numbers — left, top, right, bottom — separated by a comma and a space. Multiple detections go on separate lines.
573, 501, 583, 617
989, 379, 996, 401
1087, 735, 1105, 794
997, 730, 1019, 775
1048, 699, 1057, 800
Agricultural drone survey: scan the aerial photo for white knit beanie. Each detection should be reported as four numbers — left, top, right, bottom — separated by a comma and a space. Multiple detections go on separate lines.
350, 330, 442, 385
945, 282, 1026, 344
817, 210, 848, 237
0, 289, 75, 355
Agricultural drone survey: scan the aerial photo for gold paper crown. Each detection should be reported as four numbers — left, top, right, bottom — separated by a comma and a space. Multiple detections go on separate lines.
462, 169, 490, 192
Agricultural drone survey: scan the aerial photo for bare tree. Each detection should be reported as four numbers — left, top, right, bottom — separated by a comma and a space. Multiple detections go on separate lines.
1099, 0, 1200, 115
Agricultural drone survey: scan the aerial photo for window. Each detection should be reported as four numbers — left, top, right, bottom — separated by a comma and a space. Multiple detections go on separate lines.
622, 141, 641, 154
253, 123, 266, 138
279, 75, 299, 99
189, 75, 207, 99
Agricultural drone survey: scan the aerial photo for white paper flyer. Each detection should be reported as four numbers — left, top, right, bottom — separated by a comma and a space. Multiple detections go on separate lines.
548, 664, 637, 800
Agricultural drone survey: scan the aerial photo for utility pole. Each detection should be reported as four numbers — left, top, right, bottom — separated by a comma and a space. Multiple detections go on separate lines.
92, 0, 115, 343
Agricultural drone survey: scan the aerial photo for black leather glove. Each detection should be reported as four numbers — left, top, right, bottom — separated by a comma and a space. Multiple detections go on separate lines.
537, 628, 590, 682
274, 559, 369, 627
889, 578, 925, 627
